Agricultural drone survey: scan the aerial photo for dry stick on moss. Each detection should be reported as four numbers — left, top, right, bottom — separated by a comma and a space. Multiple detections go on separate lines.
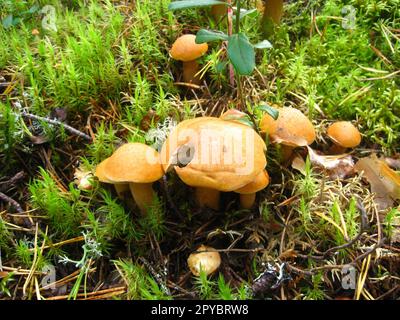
138, 257, 171, 296
20, 112, 92, 141
0, 171, 25, 192
289, 201, 385, 276
0, 191, 24, 213
295, 200, 370, 261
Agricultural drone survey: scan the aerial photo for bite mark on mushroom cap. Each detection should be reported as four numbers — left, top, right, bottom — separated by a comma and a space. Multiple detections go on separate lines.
327, 121, 361, 148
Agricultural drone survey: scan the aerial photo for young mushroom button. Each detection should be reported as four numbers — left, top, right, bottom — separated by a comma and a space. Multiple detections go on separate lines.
260, 107, 315, 162
170, 34, 208, 85
95, 143, 164, 214
327, 121, 361, 153
187, 245, 221, 276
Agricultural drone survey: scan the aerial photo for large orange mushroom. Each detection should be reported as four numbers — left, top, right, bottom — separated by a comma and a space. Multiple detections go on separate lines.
161, 117, 267, 210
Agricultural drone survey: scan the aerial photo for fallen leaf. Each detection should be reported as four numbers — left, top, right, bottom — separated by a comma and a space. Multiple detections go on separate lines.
385, 157, 400, 170
291, 154, 306, 175
306, 147, 354, 179
354, 154, 400, 210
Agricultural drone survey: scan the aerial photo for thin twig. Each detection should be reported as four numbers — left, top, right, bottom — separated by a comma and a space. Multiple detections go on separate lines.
20, 112, 92, 141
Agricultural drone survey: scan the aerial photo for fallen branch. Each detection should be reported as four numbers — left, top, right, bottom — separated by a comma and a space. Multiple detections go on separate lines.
0, 191, 23, 213
0, 171, 25, 192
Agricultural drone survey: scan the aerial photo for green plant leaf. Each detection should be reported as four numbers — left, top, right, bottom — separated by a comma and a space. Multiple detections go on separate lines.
254, 40, 273, 49
257, 104, 279, 120
168, 0, 228, 11
196, 29, 228, 43
2, 14, 13, 29
227, 33, 255, 75
232, 8, 258, 21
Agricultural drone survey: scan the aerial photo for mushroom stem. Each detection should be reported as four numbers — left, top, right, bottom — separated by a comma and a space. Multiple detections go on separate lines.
262, 0, 284, 24
128, 182, 155, 214
195, 187, 220, 210
183, 60, 201, 85
329, 144, 346, 154
239, 193, 256, 209
280, 145, 295, 162
211, 1, 226, 21
114, 184, 129, 199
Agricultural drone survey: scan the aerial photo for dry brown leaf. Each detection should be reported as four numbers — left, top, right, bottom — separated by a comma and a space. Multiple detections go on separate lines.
354, 154, 400, 210
306, 147, 354, 179
291, 154, 306, 175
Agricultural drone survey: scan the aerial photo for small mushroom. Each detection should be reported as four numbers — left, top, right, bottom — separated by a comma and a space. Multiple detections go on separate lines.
210, 0, 227, 21
235, 169, 270, 209
170, 34, 208, 85
187, 245, 221, 276
161, 117, 267, 210
327, 121, 361, 154
261, 0, 284, 24
95, 143, 164, 214
260, 107, 315, 162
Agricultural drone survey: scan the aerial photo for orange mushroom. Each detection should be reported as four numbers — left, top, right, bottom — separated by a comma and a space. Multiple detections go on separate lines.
235, 169, 270, 209
327, 121, 361, 153
161, 117, 267, 210
260, 107, 315, 162
95, 143, 164, 214
170, 34, 208, 85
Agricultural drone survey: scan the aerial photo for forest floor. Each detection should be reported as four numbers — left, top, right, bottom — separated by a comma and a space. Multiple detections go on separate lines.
0, 0, 399, 300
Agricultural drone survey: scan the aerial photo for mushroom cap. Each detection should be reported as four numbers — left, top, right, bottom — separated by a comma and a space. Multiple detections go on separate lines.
170, 34, 208, 62
95, 143, 164, 184
160, 117, 267, 192
235, 170, 270, 194
327, 121, 361, 148
187, 245, 221, 276
260, 107, 315, 147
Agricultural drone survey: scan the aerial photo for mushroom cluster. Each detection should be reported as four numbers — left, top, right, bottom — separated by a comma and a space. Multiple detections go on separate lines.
94, 113, 270, 213
160, 116, 268, 210
259, 106, 362, 160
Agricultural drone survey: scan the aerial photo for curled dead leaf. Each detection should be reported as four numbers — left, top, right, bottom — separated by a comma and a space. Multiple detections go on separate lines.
354, 154, 400, 210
